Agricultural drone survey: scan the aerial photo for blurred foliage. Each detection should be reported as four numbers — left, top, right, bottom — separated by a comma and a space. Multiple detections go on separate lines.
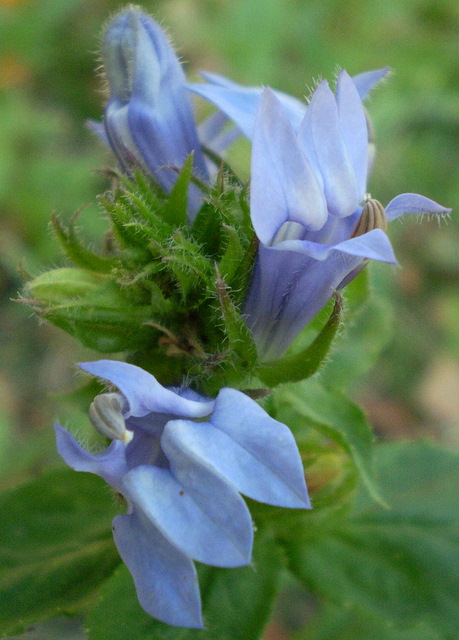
0, 0, 457, 636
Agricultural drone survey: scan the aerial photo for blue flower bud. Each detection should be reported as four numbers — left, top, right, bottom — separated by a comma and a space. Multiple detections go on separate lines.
101, 8, 209, 219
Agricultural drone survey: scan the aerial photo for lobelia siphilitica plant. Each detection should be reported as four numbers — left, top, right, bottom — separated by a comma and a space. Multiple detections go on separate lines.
20, 4, 452, 634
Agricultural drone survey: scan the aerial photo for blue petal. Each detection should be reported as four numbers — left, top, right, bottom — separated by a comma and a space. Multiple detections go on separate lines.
122, 455, 253, 567
188, 83, 261, 140
189, 74, 306, 140
280, 228, 397, 263
198, 110, 242, 156
351, 67, 390, 100
170, 389, 310, 508
104, 101, 138, 173
385, 193, 452, 221
126, 95, 207, 215
198, 110, 228, 142
54, 425, 128, 492
78, 361, 215, 419
112, 511, 203, 628
129, 13, 208, 180
125, 429, 164, 467
243, 231, 396, 359
299, 80, 361, 218
86, 119, 109, 145
251, 89, 327, 244
335, 70, 369, 198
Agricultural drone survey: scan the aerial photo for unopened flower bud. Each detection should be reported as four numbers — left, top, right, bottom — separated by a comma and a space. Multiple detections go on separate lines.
24, 268, 103, 305
89, 392, 132, 443
100, 7, 208, 219
102, 10, 139, 102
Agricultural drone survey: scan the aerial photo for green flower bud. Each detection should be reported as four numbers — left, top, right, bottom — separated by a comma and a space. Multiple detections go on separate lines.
25, 268, 106, 304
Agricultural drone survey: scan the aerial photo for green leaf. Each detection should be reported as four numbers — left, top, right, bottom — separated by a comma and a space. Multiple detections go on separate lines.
86, 531, 284, 640
297, 604, 441, 640
163, 153, 194, 227
159, 231, 213, 300
118, 169, 165, 213
190, 201, 225, 260
320, 296, 393, 390
212, 266, 258, 373
276, 379, 382, 504
258, 295, 342, 387
217, 224, 246, 286
51, 214, 117, 274
285, 441, 459, 637
120, 191, 171, 239
0, 469, 120, 637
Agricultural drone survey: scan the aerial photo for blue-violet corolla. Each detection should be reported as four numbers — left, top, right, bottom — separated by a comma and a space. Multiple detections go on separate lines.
55, 360, 309, 627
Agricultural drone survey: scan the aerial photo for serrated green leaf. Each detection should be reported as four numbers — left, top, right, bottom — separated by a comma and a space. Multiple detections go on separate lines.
120, 191, 172, 239
158, 232, 213, 300
118, 169, 165, 211
285, 441, 459, 637
52, 214, 116, 274
0, 470, 120, 637
145, 280, 174, 314
214, 267, 258, 368
217, 224, 246, 286
258, 295, 342, 387
276, 379, 382, 504
190, 201, 224, 260
164, 153, 195, 227
101, 197, 146, 249
86, 531, 283, 640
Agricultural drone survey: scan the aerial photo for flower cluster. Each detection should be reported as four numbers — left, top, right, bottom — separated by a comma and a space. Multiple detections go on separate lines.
54, 5, 452, 630
98, 8, 450, 361
191, 71, 450, 359
56, 361, 309, 627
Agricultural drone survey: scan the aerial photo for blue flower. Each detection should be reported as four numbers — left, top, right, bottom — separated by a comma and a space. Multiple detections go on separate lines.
240, 72, 451, 360
100, 8, 211, 219
55, 360, 309, 628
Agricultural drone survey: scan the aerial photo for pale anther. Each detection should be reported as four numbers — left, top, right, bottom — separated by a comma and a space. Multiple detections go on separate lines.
350, 196, 387, 238
89, 392, 133, 443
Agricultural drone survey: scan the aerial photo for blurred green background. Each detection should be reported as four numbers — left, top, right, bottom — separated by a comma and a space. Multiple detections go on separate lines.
0, 0, 458, 500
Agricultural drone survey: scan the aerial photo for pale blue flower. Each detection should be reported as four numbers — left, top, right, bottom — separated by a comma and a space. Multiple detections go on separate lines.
241, 72, 451, 360
55, 360, 309, 628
